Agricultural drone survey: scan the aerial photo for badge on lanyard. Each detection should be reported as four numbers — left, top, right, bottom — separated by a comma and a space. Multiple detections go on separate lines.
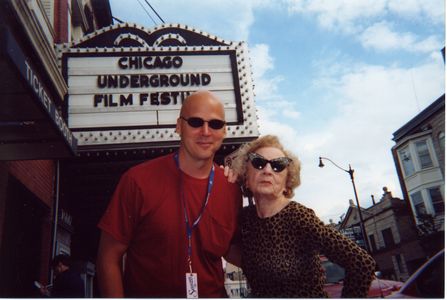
186, 272, 198, 298
174, 152, 215, 299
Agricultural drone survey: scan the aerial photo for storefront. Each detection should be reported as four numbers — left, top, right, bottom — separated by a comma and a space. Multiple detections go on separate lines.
0, 0, 79, 296
0, 3, 258, 294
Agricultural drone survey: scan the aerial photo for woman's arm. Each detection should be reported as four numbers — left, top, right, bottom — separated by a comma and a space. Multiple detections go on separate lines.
319, 225, 375, 297
304, 207, 376, 298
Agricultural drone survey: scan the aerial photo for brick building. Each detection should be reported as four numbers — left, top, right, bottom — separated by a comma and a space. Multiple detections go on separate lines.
0, 0, 112, 296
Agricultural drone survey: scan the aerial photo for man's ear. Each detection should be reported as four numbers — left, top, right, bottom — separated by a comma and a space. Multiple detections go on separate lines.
222, 124, 227, 138
175, 117, 181, 135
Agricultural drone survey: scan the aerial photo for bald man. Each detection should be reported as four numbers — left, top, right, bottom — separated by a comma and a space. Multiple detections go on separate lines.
97, 91, 242, 298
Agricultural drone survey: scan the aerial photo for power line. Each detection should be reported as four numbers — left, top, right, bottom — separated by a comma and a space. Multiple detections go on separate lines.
137, 0, 157, 26
143, 0, 165, 24
112, 16, 124, 24
410, 68, 421, 113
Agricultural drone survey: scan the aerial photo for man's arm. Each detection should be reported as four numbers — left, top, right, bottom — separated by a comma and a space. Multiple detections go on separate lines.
96, 231, 128, 297
224, 243, 241, 267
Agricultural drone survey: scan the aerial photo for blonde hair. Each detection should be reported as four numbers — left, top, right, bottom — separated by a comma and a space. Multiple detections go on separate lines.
230, 135, 301, 198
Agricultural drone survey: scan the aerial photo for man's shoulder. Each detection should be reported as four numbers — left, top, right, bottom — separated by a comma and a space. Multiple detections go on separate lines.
213, 165, 241, 188
127, 153, 175, 176
214, 171, 242, 200
116, 154, 176, 190
209, 165, 242, 208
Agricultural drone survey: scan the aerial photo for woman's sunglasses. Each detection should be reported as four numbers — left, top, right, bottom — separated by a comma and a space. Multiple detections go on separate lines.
180, 116, 226, 130
248, 152, 292, 173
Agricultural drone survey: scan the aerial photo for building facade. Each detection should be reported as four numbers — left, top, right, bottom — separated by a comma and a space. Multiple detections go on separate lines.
391, 94, 445, 256
0, 0, 112, 296
338, 188, 425, 281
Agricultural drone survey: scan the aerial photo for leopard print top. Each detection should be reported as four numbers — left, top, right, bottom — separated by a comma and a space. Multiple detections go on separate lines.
240, 201, 376, 298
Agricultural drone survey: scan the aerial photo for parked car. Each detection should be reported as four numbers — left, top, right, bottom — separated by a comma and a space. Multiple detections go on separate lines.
321, 256, 403, 298
386, 249, 444, 298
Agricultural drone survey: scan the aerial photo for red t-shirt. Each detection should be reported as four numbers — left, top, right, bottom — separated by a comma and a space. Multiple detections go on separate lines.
98, 153, 242, 297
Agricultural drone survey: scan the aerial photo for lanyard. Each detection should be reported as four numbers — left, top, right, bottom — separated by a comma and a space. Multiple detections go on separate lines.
174, 152, 215, 273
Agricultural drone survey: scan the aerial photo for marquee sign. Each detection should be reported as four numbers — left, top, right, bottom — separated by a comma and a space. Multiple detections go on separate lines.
58, 23, 258, 148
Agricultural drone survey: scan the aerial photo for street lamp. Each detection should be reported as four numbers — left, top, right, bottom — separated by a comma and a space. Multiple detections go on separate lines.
318, 156, 371, 253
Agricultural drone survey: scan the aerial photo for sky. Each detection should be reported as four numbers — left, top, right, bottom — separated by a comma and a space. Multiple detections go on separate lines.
109, 0, 445, 223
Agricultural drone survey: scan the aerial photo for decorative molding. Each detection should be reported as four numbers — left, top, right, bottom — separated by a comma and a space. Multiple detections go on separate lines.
12, 0, 68, 100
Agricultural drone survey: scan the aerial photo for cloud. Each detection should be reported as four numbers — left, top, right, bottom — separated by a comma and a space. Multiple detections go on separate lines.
111, 0, 264, 41
287, 0, 387, 33
256, 56, 444, 222
250, 44, 274, 78
387, 0, 445, 24
248, 43, 282, 101
262, 100, 302, 120
249, 44, 301, 122
257, 107, 300, 137
309, 62, 444, 220
244, 2, 443, 221
108, 0, 445, 223
412, 36, 444, 54
249, 43, 282, 101
360, 21, 442, 53
287, 0, 444, 29
286, 0, 445, 50
282, 109, 301, 119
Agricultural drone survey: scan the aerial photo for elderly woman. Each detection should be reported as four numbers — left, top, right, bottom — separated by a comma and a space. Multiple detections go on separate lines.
230, 135, 375, 298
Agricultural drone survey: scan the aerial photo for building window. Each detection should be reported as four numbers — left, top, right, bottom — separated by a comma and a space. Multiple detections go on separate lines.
428, 187, 444, 215
415, 140, 433, 169
84, 5, 94, 33
395, 254, 404, 273
41, 0, 54, 27
399, 147, 415, 177
439, 132, 445, 154
410, 191, 427, 217
368, 234, 377, 252
381, 228, 395, 248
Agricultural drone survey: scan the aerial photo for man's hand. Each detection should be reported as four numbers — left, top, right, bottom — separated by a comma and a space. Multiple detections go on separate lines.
40, 286, 50, 296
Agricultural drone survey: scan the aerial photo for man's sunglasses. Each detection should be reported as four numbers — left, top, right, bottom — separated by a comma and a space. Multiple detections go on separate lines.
180, 116, 226, 130
248, 152, 292, 173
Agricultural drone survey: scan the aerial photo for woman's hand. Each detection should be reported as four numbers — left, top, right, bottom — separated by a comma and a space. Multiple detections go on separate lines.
220, 165, 238, 183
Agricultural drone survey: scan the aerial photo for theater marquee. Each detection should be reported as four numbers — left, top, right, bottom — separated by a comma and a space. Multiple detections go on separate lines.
59, 23, 258, 149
